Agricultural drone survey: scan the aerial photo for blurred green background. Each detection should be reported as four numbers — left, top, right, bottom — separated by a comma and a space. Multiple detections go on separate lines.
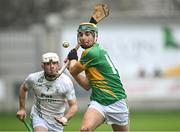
1, 110, 180, 131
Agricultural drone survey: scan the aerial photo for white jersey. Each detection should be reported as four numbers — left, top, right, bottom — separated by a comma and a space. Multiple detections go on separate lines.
23, 71, 76, 124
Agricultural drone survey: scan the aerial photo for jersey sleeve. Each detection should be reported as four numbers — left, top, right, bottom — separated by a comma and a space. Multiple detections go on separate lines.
23, 74, 34, 90
64, 76, 76, 101
80, 45, 99, 69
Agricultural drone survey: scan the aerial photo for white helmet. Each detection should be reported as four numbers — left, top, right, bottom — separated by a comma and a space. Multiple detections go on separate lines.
42, 52, 59, 63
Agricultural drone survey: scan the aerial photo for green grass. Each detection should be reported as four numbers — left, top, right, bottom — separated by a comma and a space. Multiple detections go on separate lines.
0, 110, 180, 131
129, 110, 180, 131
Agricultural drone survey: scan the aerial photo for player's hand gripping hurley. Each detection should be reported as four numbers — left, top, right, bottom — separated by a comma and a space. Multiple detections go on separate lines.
59, 4, 110, 76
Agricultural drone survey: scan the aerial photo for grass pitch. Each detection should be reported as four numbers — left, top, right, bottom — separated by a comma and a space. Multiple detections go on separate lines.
0, 110, 180, 131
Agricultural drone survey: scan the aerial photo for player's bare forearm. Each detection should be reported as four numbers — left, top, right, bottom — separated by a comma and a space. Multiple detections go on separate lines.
64, 99, 78, 120
18, 84, 27, 110
69, 69, 90, 91
74, 73, 90, 91
55, 99, 77, 126
68, 60, 82, 76
68, 60, 90, 90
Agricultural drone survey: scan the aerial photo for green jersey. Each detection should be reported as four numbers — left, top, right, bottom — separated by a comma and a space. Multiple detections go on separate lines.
80, 43, 127, 105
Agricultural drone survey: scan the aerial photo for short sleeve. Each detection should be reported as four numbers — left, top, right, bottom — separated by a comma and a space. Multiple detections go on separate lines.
23, 74, 34, 90
80, 46, 99, 69
64, 76, 76, 100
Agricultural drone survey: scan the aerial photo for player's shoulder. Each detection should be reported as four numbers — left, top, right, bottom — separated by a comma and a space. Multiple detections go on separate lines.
56, 73, 74, 90
28, 71, 43, 77
27, 71, 44, 80
89, 43, 102, 57
58, 73, 72, 82
82, 43, 100, 57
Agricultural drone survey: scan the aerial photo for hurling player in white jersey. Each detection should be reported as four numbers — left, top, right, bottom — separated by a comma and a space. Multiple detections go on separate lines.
16, 52, 77, 132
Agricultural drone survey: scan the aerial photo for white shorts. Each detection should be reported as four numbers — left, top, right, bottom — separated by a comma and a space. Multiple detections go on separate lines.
31, 113, 63, 132
89, 99, 129, 126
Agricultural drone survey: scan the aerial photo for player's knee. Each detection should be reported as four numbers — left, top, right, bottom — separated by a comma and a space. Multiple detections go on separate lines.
80, 126, 92, 132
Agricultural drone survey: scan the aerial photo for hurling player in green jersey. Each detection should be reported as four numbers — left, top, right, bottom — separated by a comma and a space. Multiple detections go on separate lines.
67, 22, 129, 131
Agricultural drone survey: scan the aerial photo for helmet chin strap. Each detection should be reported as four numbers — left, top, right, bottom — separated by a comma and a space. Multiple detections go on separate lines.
80, 44, 92, 49
44, 72, 60, 81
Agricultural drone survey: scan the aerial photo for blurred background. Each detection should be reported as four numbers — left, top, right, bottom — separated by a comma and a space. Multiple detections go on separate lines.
0, 0, 180, 131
